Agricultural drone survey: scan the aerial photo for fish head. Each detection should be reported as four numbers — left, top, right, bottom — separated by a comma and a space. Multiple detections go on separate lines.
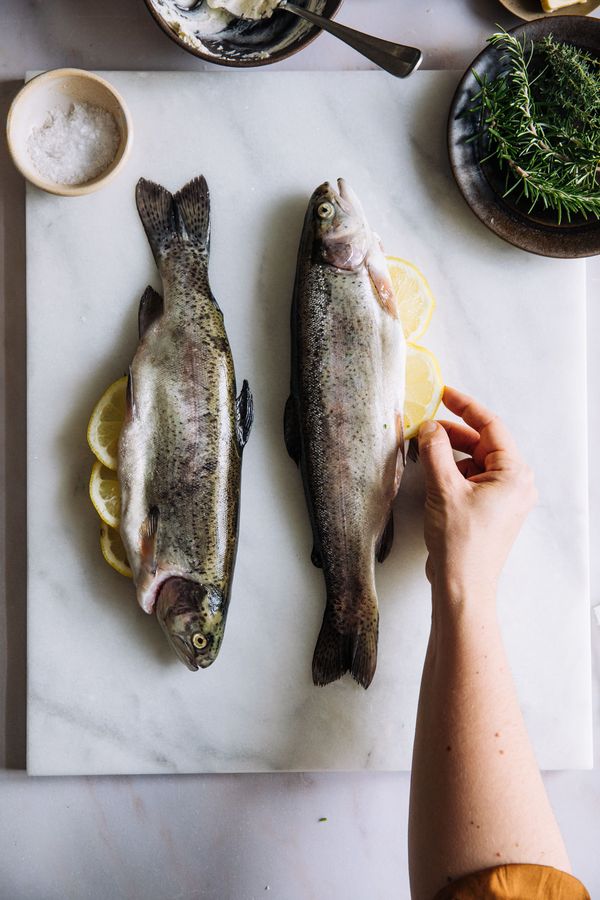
156, 577, 226, 671
310, 178, 370, 271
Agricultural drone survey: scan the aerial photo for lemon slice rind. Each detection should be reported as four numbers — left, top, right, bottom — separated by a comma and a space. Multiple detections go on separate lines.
403, 342, 444, 440
89, 459, 121, 529
87, 375, 128, 471
386, 255, 436, 342
100, 523, 132, 579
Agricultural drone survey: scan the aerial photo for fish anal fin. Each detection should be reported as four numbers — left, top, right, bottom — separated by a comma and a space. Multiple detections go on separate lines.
311, 545, 323, 568
235, 380, 253, 449
140, 506, 159, 575
138, 285, 164, 338
367, 248, 398, 319
284, 395, 301, 465
376, 512, 394, 563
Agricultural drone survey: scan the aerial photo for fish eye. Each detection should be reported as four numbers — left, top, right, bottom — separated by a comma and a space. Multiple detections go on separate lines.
192, 633, 208, 651
317, 202, 335, 220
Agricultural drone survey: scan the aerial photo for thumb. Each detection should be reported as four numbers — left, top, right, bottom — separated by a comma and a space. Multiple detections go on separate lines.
418, 421, 461, 494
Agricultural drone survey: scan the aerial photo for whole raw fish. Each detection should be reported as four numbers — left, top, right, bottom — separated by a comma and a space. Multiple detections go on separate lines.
118, 176, 253, 670
284, 179, 406, 689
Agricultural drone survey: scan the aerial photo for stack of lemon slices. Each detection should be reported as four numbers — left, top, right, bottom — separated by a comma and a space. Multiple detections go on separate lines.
87, 376, 132, 577
386, 256, 443, 439
87, 258, 442, 577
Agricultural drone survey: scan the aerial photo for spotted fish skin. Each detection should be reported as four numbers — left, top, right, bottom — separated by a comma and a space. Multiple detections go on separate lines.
285, 179, 406, 689
118, 177, 252, 671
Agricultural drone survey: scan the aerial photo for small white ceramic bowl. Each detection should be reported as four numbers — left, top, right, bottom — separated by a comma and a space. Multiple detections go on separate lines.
6, 68, 133, 197
498, 0, 600, 21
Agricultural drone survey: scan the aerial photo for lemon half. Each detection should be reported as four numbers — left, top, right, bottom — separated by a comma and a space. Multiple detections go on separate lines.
386, 256, 435, 342
87, 376, 127, 470
404, 343, 444, 440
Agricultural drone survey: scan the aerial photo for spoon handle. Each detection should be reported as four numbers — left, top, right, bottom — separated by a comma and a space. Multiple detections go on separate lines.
280, 2, 423, 78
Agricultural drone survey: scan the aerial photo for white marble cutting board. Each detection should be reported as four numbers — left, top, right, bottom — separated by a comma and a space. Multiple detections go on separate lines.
26, 71, 592, 775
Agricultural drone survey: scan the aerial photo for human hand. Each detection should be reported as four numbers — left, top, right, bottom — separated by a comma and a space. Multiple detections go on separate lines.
418, 386, 537, 600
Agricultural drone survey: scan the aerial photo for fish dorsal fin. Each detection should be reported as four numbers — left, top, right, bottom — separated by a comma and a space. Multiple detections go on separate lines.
140, 506, 159, 575
375, 512, 394, 563
235, 380, 253, 449
367, 244, 398, 319
138, 286, 164, 338
284, 395, 301, 466
311, 545, 323, 568
136, 176, 210, 263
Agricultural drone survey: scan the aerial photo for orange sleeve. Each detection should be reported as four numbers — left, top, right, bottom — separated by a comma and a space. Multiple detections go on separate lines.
433, 863, 590, 899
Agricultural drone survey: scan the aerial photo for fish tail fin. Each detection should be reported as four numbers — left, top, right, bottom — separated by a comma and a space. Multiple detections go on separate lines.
136, 176, 210, 263
312, 609, 379, 690
173, 176, 210, 249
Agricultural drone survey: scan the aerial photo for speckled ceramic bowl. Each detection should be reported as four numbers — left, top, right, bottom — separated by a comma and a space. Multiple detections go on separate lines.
143, 0, 343, 67
6, 68, 132, 197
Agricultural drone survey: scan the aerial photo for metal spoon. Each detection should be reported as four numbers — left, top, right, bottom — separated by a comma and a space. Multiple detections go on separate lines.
277, 2, 423, 78
176, 1, 423, 77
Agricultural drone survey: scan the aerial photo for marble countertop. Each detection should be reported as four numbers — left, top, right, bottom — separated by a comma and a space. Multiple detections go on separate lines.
1, 1, 599, 897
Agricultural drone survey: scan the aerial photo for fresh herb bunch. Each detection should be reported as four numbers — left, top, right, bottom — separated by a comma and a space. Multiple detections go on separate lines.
469, 30, 600, 223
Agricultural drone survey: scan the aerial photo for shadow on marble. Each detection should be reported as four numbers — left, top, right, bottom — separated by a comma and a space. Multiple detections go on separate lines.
465, 0, 517, 28
0, 81, 28, 770
57, 287, 185, 669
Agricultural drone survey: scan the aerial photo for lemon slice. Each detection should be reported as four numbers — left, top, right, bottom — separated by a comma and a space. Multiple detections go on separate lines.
386, 256, 435, 342
100, 523, 132, 579
87, 376, 127, 470
89, 460, 121, 528
404, 343, 444, 440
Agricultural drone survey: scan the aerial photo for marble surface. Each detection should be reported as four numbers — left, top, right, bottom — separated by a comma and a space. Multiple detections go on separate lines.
27, 69, 591, 776
0, 0, 599, 896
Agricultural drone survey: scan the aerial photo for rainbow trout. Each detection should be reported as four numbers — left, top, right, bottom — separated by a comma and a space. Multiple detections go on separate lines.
118, 176, 253, 670
284, 179, 406, 689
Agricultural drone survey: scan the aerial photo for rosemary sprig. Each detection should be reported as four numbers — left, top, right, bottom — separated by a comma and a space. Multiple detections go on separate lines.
468, 30, 600, 223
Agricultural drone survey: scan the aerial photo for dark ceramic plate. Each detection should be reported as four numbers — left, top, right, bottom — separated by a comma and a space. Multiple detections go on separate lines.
448, 16, 600, 258
144, 0, 343, 68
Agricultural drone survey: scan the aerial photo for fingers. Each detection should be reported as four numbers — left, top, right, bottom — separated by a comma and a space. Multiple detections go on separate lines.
418, 421, 463, 493
437, 419, 480, 456
442, 386, 518, 457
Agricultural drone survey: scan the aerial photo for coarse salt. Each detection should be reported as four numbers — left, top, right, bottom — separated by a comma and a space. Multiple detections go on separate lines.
27, 101, 120, 186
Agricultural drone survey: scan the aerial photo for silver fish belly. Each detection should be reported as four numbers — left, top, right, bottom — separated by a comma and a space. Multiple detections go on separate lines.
285, 179, 406, 689
118, 177, 253, 671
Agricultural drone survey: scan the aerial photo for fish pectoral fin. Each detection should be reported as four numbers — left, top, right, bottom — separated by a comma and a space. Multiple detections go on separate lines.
126, 366, 136, 421
235, 380, 254, 449
311, 544, 323, 568
284, 395, 301, 466
367, 248, 398, 320
375, 512, 394, 563
138, 285, 164, 338
139, 506, 159, 574
407, 437, 419, 463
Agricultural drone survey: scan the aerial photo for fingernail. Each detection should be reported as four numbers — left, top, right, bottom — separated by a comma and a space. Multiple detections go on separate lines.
419, 420, 437, 438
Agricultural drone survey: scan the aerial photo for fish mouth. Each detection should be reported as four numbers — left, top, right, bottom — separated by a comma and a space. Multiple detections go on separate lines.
155, 576, 223, 671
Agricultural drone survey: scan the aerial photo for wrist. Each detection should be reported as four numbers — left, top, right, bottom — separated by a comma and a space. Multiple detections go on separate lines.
430, 571, 497, 618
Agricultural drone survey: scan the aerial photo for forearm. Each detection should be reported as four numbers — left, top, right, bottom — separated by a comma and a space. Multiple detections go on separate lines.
408, 584, 570, 900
